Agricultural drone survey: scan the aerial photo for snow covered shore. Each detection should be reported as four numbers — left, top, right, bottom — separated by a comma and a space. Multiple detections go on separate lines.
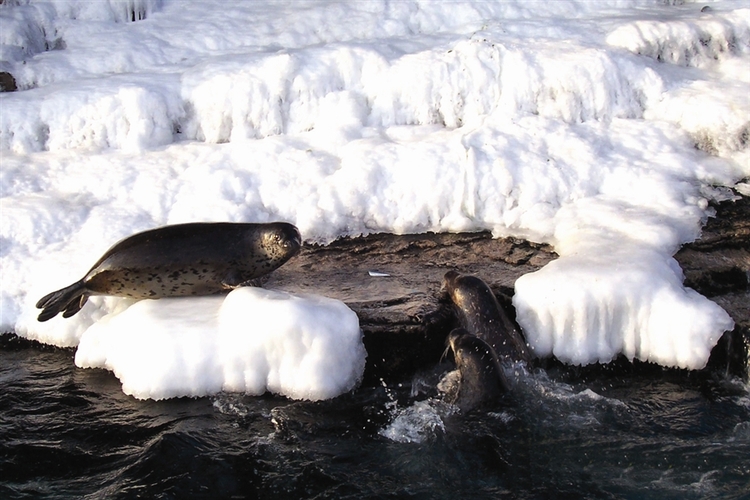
1, 0, 749, 399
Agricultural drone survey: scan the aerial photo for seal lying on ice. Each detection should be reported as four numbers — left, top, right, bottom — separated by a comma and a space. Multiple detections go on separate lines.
36, 222, 302, 321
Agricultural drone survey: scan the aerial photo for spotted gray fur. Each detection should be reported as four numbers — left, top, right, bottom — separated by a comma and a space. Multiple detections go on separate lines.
36, 222, 301, 321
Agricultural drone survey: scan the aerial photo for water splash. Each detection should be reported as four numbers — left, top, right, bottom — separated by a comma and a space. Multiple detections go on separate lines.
379, 400, 456, 444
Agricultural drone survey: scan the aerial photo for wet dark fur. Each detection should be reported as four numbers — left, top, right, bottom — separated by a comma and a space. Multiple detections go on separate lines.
444, 328, 509, 411
443, 270, 531, 364
36, 222, 302, 321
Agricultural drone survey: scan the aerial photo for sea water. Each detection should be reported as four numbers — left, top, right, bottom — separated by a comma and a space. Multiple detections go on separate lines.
2, 334, 748, 499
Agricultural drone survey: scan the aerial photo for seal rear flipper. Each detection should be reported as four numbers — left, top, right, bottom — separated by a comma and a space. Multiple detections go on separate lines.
36, 281, 88, 322
62, 295, 89, 318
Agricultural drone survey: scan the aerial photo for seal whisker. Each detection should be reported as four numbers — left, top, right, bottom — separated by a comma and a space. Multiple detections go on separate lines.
439, 344, 452, 364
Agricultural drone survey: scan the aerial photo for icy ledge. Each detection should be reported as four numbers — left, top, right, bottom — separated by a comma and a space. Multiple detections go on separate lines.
513, 193, 737, 370
513, 242, 734, 370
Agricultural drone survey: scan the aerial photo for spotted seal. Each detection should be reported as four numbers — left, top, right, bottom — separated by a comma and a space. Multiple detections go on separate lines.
442, 271, 532, 364
36, 222, 302, 321
440, 328, 509, 411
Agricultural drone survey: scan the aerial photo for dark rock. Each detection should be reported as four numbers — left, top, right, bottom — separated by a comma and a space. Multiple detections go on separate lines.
706, 324, 749, 378
267, 232, 555, 383
0, 72, 18, 92
678, 195, 750, 378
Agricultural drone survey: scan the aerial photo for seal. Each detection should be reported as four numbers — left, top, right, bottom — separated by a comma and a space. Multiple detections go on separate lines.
36, 222, 302, 322
440, 328, 509, 411
442, 270, 532, 364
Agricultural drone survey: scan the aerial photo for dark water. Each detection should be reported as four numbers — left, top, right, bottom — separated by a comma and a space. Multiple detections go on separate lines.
2, 333, 749, 500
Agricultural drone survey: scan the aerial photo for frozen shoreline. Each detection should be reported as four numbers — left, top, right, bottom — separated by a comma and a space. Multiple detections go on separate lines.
2, 0, 749, 399
3, 194, 747, 384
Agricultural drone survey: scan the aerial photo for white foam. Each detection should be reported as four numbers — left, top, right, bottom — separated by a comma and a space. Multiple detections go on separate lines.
379, 400, 454, 443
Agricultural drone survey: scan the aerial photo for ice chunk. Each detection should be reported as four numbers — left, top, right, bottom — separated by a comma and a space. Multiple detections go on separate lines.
74, 288, 366, 401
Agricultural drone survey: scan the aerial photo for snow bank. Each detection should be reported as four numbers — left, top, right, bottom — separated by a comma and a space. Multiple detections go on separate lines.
514, 243, 734, 369
608, 9, 750, 162
2, 0, 750, 388
45, 0, 162, 23
74, 288, 365, 401
0, 79, 183, 152
0, 2, 56, 68
606, 9, 750, 68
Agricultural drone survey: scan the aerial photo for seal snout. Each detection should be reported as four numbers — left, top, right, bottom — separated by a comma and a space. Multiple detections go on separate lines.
440, 270, 461, 302
265, 222, 302, 256
288, 225, 302, 249
446, 327, 468, 350
442, 328, 469, 363
281, 223, 302, 254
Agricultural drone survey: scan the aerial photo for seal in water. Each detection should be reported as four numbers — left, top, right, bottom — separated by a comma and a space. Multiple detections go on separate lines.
440, 328, 509, 411
36, 222, 302, 321
442, 270, 532, 364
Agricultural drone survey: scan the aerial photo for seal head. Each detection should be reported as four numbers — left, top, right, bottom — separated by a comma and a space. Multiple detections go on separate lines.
442, 270, 532, 364
441, 328, 509, 411
36, 222, 302, 321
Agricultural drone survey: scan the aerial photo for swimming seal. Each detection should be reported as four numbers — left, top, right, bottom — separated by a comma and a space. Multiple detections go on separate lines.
441, 328, 509, 411
36, 222, 302, 321
442, 271, 532, 364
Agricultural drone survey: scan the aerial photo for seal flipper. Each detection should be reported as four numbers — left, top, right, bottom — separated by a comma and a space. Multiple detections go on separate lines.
222, 270, 265, 289
36, 281, 88, 322
221, 269, 245, 289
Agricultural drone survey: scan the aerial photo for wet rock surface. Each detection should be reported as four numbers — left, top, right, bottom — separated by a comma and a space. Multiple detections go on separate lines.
269, 195, 750, 383
267, 233, 556, 384
680, 196, 750, 378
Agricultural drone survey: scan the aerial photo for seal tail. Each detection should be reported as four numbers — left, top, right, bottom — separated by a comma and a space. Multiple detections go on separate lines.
35, 281, 89, 322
